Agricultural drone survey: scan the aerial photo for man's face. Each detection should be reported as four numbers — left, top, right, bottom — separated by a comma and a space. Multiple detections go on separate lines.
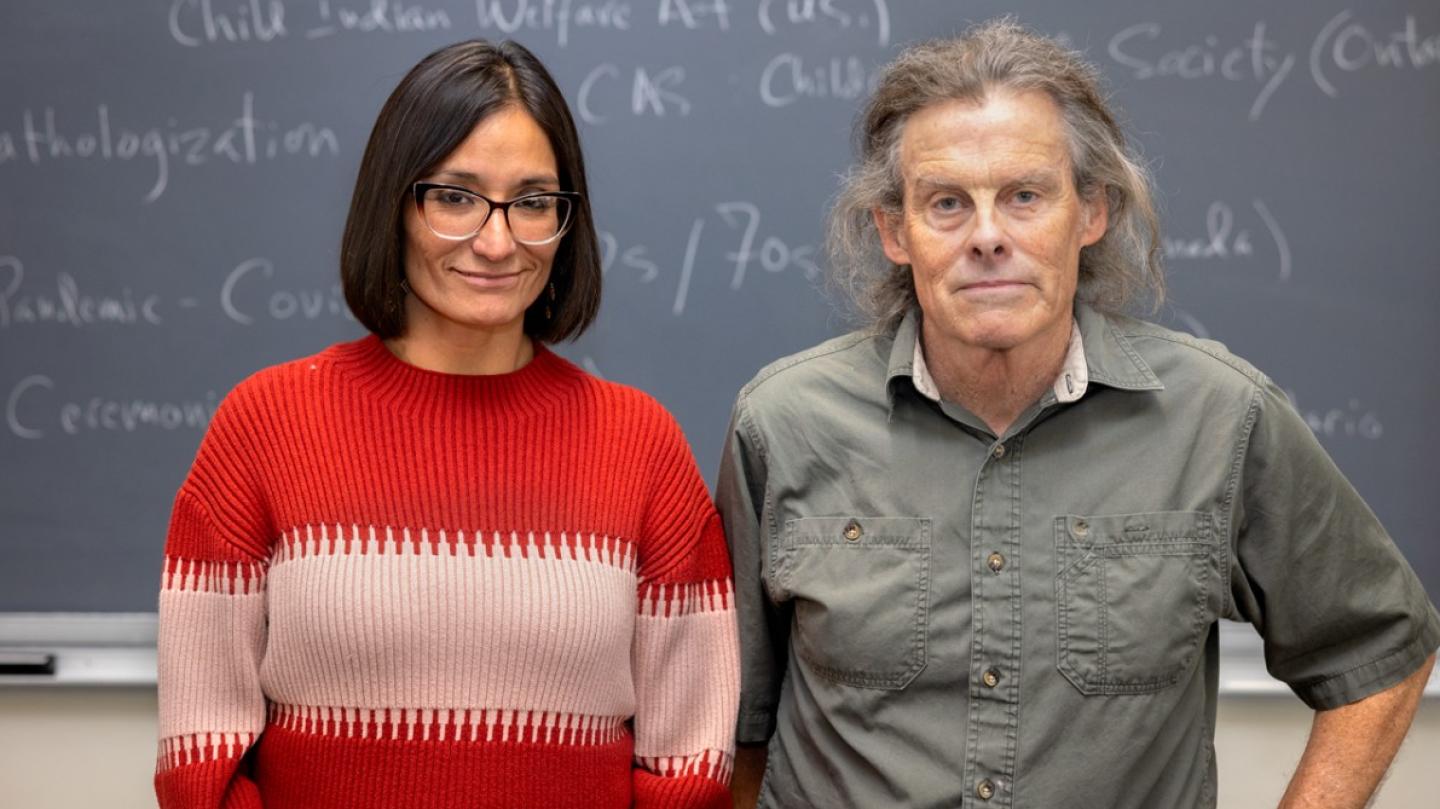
875, 90, 1108, 357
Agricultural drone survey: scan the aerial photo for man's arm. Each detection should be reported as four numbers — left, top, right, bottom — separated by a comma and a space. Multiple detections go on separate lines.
1277, 653, 1435, 809
730, 745, 767, 809
716, 398, 783, 809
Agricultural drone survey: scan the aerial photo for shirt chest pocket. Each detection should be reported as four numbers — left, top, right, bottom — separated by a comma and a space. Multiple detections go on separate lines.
1055, 511, 1224, 695
772, 516, 931, 690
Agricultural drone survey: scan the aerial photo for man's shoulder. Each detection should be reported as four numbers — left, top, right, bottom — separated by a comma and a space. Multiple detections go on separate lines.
734, 328, 890, 414
1102, 312, 1271, 394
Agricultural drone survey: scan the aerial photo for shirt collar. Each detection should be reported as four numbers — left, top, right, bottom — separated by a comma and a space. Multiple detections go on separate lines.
1072, 302, 1164, 393
909, 318, 1087, 404
886, 303, 1162, 409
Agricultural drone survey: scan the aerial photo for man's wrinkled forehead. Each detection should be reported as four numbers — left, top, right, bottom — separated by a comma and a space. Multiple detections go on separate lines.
894, 91, 1076, 187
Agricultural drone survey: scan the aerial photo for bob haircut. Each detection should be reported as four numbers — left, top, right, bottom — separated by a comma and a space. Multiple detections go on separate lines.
341, 39, 602, 343
829, 18, 1164, 331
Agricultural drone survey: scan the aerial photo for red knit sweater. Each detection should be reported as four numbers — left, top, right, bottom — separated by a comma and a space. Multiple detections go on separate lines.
154, 336, 739, 809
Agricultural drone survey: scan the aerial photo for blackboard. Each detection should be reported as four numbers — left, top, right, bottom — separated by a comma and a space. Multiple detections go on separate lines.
2, 0, 1438, 623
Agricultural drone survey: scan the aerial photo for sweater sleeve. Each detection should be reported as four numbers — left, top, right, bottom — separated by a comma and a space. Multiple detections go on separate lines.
155, 391, 273, 809
629, 415, 740, 809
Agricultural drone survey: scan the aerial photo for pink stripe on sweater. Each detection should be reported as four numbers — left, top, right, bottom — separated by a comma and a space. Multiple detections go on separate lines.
635, 749, 734, 783
155, 731, 256, 773
637, 579, 734, 617
267, 703, 630, 746
161, 556, 266, 595
270, 524, 637, 572
156, 588, 267, 740
632, 606, 740, 763
261, 543, 639, 716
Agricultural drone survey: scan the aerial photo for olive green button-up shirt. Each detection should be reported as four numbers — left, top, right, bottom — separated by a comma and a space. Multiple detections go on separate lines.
716, 304, 1440, 809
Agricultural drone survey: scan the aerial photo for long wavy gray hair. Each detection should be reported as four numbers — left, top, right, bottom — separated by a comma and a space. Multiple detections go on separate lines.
829, 18, 1164, 331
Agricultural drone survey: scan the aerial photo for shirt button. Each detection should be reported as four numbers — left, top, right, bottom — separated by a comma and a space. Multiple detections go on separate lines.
977, 779, 996, 801
1073, 518, 1089, 539
843, 520, 863, 542
986, 552, 1005, 573
992, 443, 1006, 459
982, 668, 1001, 688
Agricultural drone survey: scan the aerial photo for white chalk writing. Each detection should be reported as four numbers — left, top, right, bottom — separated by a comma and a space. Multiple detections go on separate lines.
1287, 389, 1385, 440
598, 231, 660, 282
475, 0, 632, 48
170, 0, 288, 46
6, 375, 219, 439
758, 0, 890, 48
577, 63, 691, 124
306, 0, 452, 39
596, 202, 818, 316
1108, 21, 1296, 121
714, 201, 821, 292
759, 52, 877, 107
0, 95, 339, 202
170, 0, 451, 45
220, 257, 354, 325
658, 0, 731, 31
1310, 12, 1440, 98
1162, 200, 1291, 281
0, 256, 163, 328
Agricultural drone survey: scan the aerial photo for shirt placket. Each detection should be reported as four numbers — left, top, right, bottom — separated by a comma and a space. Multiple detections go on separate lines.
962, 431, 1024, 807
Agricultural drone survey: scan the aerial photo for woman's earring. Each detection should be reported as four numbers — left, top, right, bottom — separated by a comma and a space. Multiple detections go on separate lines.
545, 282, 556, 320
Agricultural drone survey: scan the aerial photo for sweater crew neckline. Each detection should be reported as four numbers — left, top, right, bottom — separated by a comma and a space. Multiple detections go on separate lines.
329, 334, 582, 415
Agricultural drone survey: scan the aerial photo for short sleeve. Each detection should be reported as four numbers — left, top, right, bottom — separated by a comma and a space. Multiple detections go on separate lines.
1227, 377, 1440, 709
715, 396, 792, 744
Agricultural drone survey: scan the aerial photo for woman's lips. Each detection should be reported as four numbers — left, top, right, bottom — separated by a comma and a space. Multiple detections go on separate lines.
451, 267, 522, 289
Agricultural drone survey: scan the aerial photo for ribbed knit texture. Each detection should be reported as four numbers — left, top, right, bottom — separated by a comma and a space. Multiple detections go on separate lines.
155, 336, 739, 809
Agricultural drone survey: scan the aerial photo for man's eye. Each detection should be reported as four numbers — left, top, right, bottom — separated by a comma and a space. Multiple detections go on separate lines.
933, 196, 962, 212
1014, 190, 1039, 204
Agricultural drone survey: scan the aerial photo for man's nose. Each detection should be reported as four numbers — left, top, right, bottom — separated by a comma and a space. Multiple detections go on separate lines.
967, 205, 1009, 261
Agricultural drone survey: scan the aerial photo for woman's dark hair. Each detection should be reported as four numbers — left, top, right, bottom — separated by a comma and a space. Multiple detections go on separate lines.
341, 39, 601, 342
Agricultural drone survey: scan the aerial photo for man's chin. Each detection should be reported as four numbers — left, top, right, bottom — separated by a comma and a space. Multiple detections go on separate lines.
931, 309, 1043, 353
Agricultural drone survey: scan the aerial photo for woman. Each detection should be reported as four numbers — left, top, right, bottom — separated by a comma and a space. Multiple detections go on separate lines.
154, 40, 738, 809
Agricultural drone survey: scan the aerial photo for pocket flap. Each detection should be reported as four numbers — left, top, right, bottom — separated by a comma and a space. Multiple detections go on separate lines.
773, 516, 931, 690
783, 516, 931, 548
1054, 510, 1223, 695
1058, 510, 1213, 548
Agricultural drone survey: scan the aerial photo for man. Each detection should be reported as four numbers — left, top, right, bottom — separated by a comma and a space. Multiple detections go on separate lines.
716, 19, 1438, 809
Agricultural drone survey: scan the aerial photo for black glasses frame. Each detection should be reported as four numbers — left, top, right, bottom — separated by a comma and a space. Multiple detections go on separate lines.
411, 182, 583, 245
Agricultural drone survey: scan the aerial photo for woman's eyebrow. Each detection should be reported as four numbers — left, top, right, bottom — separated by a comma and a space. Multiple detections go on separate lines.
429, 170, 560, 188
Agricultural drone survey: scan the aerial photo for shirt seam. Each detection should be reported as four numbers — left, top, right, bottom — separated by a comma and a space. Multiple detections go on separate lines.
734, 395, 786, 737
734, 399, 776, 555
1287, 621, 1438, 695
1116, 329, 1268, 388
739, 331, 878, 399
1219, 384, 1264, 621
173, 485, 271, 565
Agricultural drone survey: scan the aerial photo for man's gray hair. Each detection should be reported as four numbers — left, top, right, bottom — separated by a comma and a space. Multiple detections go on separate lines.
828, 18, 1164, 330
